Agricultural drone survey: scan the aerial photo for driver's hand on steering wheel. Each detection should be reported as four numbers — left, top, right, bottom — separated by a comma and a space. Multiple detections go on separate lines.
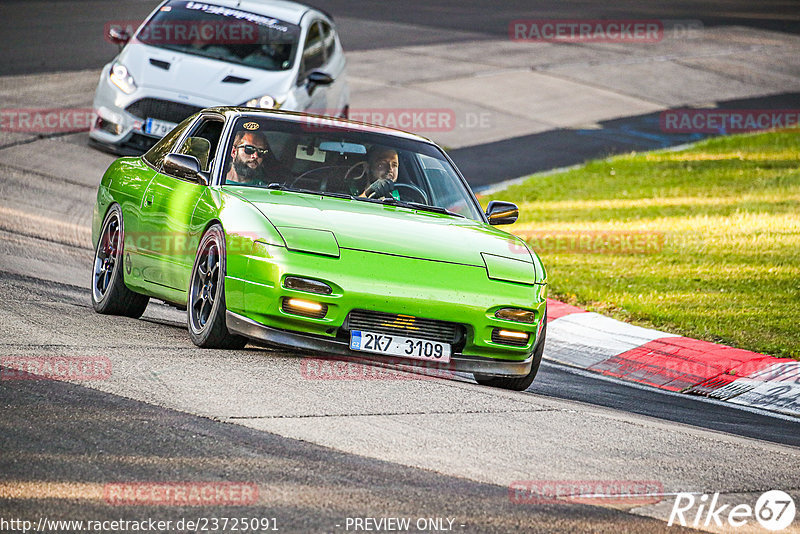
364, 178, 395, 199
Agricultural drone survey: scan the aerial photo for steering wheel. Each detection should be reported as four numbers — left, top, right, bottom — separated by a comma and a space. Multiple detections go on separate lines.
344, 162, 429, 204
393, 183, 429, 205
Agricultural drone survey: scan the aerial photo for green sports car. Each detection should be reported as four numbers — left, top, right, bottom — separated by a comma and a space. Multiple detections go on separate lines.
91, 107, 548, 390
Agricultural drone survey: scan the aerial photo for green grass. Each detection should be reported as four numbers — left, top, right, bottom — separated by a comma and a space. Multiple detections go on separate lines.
485, 130, 800, 359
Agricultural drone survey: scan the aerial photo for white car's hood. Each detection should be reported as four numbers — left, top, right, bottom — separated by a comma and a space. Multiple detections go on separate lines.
119, 42, 294, 106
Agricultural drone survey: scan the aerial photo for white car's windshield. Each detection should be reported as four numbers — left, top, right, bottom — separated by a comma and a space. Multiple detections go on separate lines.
222, 117, 486, 222
136, 1, 300, 71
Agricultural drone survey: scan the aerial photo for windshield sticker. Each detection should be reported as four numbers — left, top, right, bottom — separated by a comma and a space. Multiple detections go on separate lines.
296, 145, 327, 162
184, 2, 291, 33
242, 122, 260, 131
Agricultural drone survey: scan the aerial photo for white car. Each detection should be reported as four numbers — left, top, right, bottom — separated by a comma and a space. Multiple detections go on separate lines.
90, 0, 349, 154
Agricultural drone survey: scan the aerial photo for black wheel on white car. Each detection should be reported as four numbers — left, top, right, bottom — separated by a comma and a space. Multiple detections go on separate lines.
473, 319, 547, 391
91, 204, 149, 317
187, 224, 247, 349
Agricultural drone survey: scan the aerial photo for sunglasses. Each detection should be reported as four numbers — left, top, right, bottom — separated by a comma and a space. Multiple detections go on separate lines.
236, 144, 269, 156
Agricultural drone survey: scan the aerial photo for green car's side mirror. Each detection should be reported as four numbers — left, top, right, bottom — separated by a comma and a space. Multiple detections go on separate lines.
163, 153, 209, 185
486, 200, 519, 225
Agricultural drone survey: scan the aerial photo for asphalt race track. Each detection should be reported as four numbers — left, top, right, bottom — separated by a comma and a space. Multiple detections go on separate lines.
1, 0, 798, 75
1, 1, 800, 532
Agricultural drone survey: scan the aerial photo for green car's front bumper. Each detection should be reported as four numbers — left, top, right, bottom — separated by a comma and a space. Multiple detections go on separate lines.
225, 311, 537, 376
225, 243, 546, 377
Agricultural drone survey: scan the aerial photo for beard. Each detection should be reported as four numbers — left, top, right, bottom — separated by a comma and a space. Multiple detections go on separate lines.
233, 158, 264, 181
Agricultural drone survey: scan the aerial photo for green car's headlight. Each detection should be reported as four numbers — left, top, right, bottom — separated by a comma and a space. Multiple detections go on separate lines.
284, 276, 333, 295
110, 62, 137, 94
495, 308, 537, 323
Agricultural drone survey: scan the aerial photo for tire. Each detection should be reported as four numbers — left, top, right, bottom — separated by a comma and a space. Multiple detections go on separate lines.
91, 204, 150, 318
474, 320, 547, 391
187, 224, 247, 349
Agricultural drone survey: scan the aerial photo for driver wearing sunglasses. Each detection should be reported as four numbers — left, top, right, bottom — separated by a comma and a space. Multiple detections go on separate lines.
225, 130, 289, 184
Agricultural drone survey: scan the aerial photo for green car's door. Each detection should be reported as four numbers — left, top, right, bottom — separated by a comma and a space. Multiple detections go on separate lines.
111, 158, 156, 291
121, 120, 193, 294
138, 173, 206, 293
137, 116, 226, 302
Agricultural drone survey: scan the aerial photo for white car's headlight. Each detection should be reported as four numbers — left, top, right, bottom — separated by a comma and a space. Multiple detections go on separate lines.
110, 62, 137, 94
243, 95, 276, 109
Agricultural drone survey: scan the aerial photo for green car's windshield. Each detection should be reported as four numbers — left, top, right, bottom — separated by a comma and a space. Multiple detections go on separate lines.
222, 117, 486, 222
136, 1, 300, 71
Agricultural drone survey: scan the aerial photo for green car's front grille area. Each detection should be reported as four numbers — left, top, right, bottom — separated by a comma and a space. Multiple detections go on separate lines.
344, 309, 464, 345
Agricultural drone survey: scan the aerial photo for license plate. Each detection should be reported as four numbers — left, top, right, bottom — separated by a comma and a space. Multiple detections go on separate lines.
144, 118, 177, 137
350, 330, 451, 363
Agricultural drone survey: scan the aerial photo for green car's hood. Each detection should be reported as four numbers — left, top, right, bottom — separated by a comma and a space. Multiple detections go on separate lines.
232, 188, 533, 269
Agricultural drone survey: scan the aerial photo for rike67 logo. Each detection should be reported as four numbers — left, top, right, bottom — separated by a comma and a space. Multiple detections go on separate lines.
668, 490, 796, 531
